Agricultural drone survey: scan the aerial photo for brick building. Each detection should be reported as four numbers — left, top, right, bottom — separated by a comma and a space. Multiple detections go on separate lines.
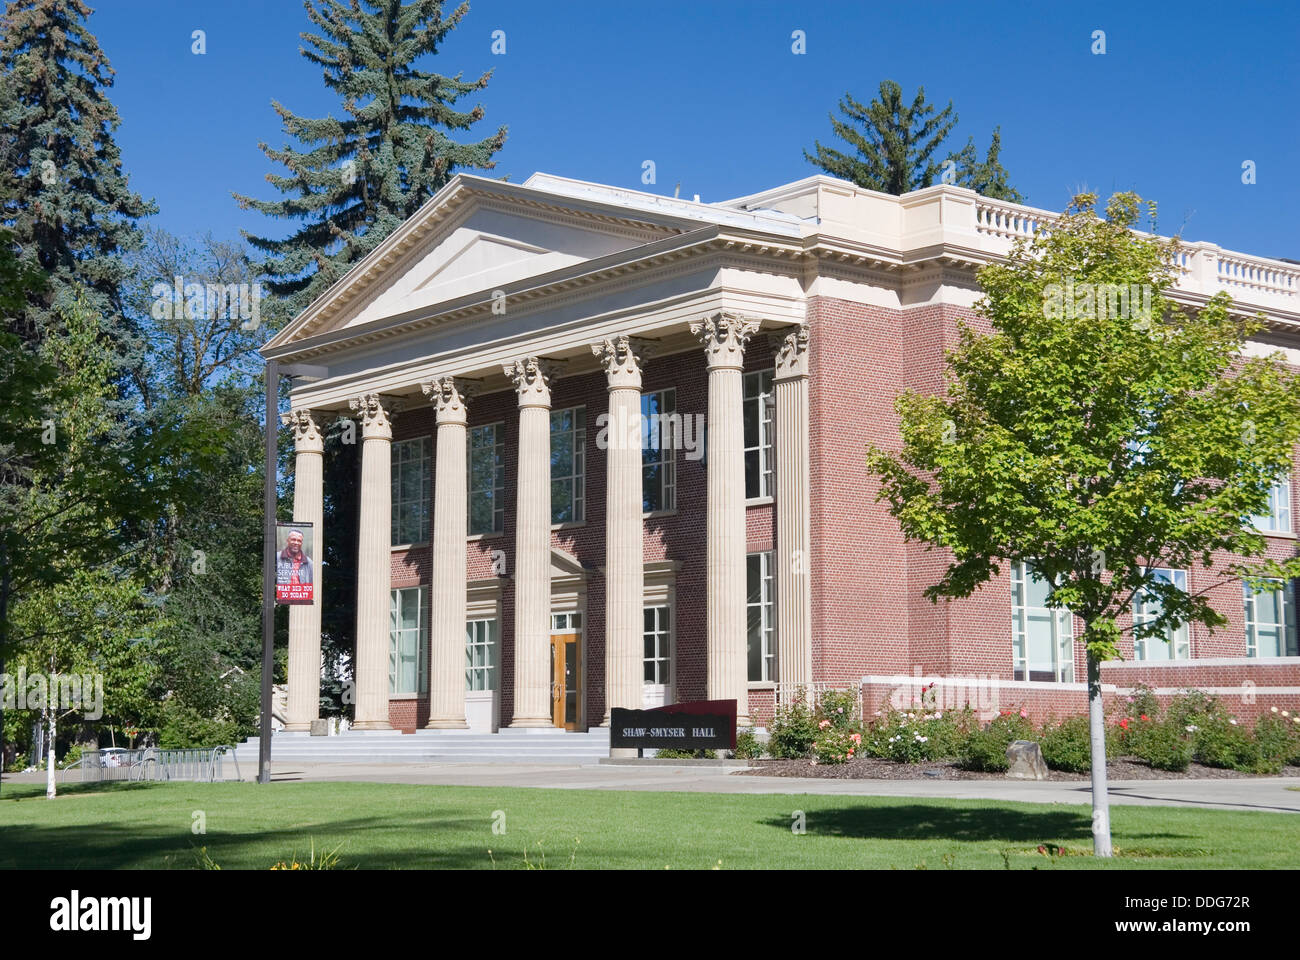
261, 172, 1300, 737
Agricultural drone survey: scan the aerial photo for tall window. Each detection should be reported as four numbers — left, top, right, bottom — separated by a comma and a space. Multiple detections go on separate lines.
391, 437, 431, 544
1011, 562, 1074, 681
744, 370, 775, 499
1133, 568, 1190, 660
747, 551, 775, 682
644, 606, 671, 684
642, 388, 676, 512
550, 406, 585, 523
465, 619, 497, 691
1251, 474, 1292, 534
468, 423, 505, 535
1244, 579, 1298, 657
389, 586, 427, 694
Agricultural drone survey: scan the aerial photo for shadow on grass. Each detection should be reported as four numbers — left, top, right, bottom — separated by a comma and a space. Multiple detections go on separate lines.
761, 803, 1194, 845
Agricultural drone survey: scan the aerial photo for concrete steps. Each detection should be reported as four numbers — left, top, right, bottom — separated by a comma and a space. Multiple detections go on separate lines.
233, 728, 612, 764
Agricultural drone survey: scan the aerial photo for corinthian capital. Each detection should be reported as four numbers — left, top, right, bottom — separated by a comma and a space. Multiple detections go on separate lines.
503, 356, 562, 408
347, 393, 393, 439
690, 312, 760, 370
772, 324, 810, 380
591, 335, 651, 391
420, 376, 476, 425
281, 408, 325, 454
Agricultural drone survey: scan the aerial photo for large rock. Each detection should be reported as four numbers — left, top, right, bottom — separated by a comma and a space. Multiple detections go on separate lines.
309, 719, 330, 737
1005, 740, 1049, 780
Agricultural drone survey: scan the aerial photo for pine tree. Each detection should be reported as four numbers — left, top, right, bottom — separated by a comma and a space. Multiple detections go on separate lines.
0, 0, 156, 344
236, 0, 507, 314
950, 127, 1024, 202
804, 81, 957, 195
805, 80, 1023, 201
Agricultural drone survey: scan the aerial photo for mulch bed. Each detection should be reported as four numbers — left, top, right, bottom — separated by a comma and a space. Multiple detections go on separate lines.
740, 756, 1300, 781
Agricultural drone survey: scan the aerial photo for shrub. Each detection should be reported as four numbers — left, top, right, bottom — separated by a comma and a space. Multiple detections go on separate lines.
1130, 717, 1194, 772
652, 748, 714, 759
958, 727, 1012, 772
1252, 712, 1300, 774
817, 689, 858, 729
157, 701, 240, 749
732, 728, 763, 760
768, 695, 819, 759
864, 706, 970, 762
1038, 716, 1092, 772
957, 711, 1036, 772
811, 724, 862, 765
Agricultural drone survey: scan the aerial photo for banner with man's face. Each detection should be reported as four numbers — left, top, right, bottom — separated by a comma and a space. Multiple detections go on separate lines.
275, 522, 315, 605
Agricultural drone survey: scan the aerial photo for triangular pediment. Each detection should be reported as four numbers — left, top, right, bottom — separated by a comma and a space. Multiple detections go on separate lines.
264, 174, 699, 350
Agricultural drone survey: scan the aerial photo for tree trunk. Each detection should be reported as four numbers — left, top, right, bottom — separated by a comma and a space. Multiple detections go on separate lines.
1087, 650, 1112, 856
45, 708, 56, 800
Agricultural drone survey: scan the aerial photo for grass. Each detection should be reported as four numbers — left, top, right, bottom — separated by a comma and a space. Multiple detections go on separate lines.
0, 780, 1296, 869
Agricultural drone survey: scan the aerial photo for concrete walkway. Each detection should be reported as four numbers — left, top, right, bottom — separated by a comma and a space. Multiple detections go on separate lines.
250, 762, 1300, 813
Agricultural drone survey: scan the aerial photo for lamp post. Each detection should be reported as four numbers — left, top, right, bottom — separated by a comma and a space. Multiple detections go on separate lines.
260, 360, 328, 785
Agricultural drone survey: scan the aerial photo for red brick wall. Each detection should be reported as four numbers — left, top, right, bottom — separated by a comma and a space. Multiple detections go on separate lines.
373, 293, 1297, 732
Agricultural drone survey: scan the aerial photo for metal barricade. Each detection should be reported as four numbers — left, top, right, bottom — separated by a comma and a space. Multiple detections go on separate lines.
77, 746, 238, 783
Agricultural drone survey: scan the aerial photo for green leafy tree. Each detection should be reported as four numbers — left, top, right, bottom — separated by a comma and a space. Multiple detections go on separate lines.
805, 80, 1021, 200
0, 0, 155, 350
867, 192, 1300, 855
235, 0, 507, 313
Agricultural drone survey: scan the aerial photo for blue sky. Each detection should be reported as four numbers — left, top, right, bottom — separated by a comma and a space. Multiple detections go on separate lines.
90, 0, 1299, 258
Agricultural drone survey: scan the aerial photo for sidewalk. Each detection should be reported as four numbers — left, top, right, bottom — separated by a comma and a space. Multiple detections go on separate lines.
252, 762, 1300, 813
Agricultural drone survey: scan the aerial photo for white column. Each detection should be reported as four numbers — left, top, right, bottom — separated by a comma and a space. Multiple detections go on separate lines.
422, 377, 473, 729
349, 393, 394, 730
691, 312, 759, 727
772, 325, 812, 690
504, 357, 559, 727
592, 336, 648, 724
283, 409, 324, 732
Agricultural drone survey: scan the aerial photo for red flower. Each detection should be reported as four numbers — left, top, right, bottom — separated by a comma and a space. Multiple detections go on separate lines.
1140, 714, 1149, 722
1119, 718, 1130, 730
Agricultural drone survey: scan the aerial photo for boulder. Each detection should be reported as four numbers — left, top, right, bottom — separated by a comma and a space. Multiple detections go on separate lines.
309, 719, 330, 737
1005, 739, 1049, 780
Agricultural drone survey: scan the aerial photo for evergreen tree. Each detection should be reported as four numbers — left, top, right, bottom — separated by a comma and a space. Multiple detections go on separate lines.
805, 80, 1023, 201
949, 127, 1023, 202
236, 0, 507, 314
0, 0, 156, 345
805, 81, 957, 195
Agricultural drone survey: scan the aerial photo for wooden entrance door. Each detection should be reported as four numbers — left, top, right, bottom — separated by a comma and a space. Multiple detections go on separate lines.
550, 633, 580, 729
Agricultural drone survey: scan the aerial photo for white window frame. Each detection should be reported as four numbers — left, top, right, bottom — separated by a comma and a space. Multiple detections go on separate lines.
744, 369, 775, 500
747, 551, 776, 682
1251, 473, 1292, 534
390, 437, 431, 545
389, 586, 428, 695
1011, 561, 1074, 682
642, 388, 676, 513
1244, 578, 1299, 657
465, 618, 497, 691
550, 406, 586, 524
643, 604, 672, 686
468, 422, 505, 535
1133, 568, 1190, 660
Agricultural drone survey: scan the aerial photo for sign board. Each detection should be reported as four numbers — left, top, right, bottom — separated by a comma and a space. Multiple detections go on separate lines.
275, 522, 315, 605
610, 699, 737, 750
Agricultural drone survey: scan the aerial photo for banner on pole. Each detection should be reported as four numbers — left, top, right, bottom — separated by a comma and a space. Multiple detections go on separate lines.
275, 522, 314, 605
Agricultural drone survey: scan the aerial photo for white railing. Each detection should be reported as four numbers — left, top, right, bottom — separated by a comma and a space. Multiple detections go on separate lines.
973, 196, 1300, 311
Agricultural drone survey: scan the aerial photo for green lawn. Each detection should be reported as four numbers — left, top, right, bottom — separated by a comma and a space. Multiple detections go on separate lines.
1, 780, 1296, 869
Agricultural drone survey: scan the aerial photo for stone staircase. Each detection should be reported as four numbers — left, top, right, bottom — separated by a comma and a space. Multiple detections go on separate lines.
232, 727, 612, 765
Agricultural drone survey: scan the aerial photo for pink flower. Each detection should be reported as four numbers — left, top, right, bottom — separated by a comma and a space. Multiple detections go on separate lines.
1019, 709, 1028, 719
